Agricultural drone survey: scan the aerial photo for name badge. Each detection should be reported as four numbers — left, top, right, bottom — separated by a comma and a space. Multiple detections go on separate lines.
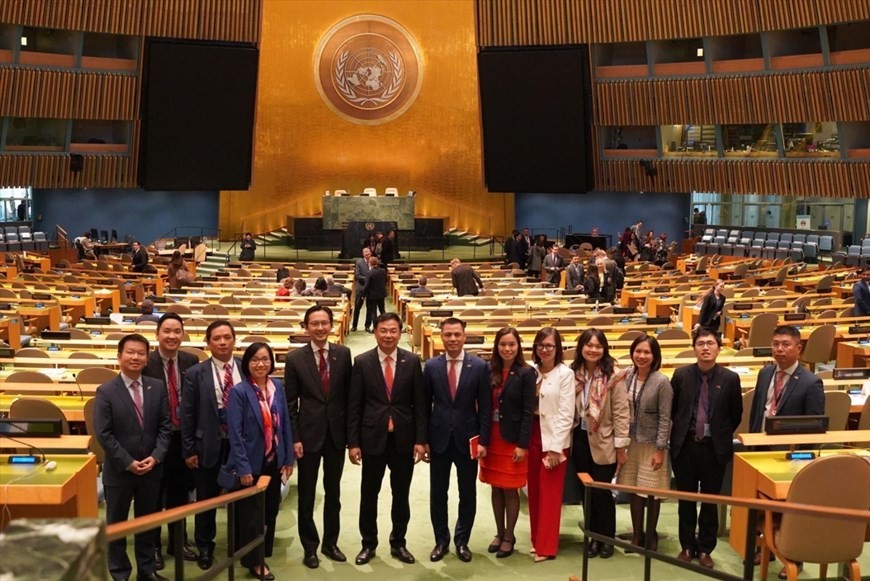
703, 423, 712, 438
492, 411, 500, 423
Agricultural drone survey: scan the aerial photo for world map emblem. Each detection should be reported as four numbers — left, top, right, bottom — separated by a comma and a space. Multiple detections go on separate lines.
315, 15, 423, 125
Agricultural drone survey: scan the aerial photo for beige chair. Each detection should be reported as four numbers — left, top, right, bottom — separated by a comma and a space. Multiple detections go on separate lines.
813, 296, 832, 307
587, 316, 613, 327
69, 351, 102, 360
562, 347, 576, 362
76, 366, 118, 384
83, 397, 104, 464
813, 275, 834, 293
823, 391, 851, 431
815, 309, 837, 320
618, 330, 644, 341
240, 307, 266, 317
202, 304, 229, 316
740, 287, 761, 298
180, 346, 209, 362
476, 296, 499, 306
165, 303, 193, 315
760, 454, 870, 581
765, 288, 788, 297
516, 318, 542, 328
733, 389, 755, 436
744, 312, 778, 347
68, 328, 92, 339
674, 349, 696, 359
219, 295, 242, 306
816, 369, 833, 381
458, 308, 485, 318
9, 397, 70, 434
656, 329, 690, 340
105, 332, 127, 340
766, 299, 787, 309
251, 297, 274, 306
241, 335, 270, 343
800, 324, 835, 370
15, 347, 50, 358
6, 370, 54, 383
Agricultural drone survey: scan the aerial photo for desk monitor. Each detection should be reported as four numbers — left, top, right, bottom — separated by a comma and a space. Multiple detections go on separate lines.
646, 317, 670, 325
186, 281, 205, 288
733, 303, 754, 310
31, 293, 53, 301
394, 265, 410, 272
624, 281, 643, 287
562, 289, 581, 295
848, 325, 870, 335
68, 286, 88, 293
0, 347, 14, 358
0, 419, 63, 437
201, 276, 219, 281
41, 331, 71, 341
753, 347, 773, 357
215, 271, 230, 277
832, 368, 870, 380
288, 334, 311, 344
171, 288, 188, 294
0, 303, 12, 311
653, 286, 669, 293
420, 301, 442, 307
764, 415, 828, 435
119, 307, 139, 314
783, 313, 807, 321
150, 296, 168, 303
429, 310, 454, 318
465, 335, 486, 344
612, 307, 635, 315
84, 317, 113, 325
315, 299, 338, 307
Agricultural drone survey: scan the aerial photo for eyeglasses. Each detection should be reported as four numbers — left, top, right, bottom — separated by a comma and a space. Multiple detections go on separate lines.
250, 357, 272, 366
536, 344, 557, 352
695, 340, 718, 348
306, 320, 332, 328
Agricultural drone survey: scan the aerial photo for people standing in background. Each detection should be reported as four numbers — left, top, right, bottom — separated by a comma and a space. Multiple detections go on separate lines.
694, 280, 726, 335
543, 245, 565, 286
566, 254, 585, 291
131, 240, 149, 273
853, 266, 870, 316
380, 230, 395, 269
527, 237, 546, 279
479, 327, 535, 559
351, 247, 372, 332
570, 329, 630, 559
239, 232, 256, 261
362, 256, 388, 332
450, 258, 484, 297
527, 327, 575, 562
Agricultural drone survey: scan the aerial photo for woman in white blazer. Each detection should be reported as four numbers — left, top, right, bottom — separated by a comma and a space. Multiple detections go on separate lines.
528, 327, 576, 562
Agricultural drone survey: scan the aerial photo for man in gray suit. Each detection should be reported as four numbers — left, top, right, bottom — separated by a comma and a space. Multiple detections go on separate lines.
566, 254, 585, 291
543, 245, 565, 286
450, 258, 483, 296
180, 320, 242, 570
351, 247, 372, 331
95, 334, 171, 581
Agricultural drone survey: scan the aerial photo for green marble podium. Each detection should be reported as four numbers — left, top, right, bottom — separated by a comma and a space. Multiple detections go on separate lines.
0, 518, 106, 580
322, 195, 415, 230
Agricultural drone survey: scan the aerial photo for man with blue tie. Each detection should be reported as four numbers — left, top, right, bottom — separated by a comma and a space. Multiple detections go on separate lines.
425, 318, 491, 562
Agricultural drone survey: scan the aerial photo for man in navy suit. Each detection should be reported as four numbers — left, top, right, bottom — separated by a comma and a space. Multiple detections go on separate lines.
95, 334, 171, 581
424, 318, 491, 563
142, 313, 200, 567
853, 266, 870, 316
748, 325, 824, 434
180, 320, 242, 570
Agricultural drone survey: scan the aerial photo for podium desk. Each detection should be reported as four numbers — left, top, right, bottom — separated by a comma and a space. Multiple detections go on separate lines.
0, 454, 98, 529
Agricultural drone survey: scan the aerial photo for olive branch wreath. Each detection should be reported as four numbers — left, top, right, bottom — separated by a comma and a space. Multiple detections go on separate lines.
334, 50, 403, 105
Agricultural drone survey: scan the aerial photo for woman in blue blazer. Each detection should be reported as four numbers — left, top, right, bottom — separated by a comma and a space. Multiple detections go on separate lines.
226, 342, 294, 580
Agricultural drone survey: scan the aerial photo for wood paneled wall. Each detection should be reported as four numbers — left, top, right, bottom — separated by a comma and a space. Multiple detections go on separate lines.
477, 0, 870, 46
0, 0, 261, 42
596, 158, 869, 198
594, 68, 870, 125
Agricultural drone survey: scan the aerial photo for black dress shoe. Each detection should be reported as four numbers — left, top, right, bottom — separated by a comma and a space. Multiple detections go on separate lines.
599, 544, 614, 559
355, 547, 376, 565
390, 546, 415, 564
167, 544, 199, 562
303, 552, 320, 569
197, 549, 213, 570
138, 573, 169, 581
455, 545, 472, 562
429, 544, 449, 562
321, 545, 347, 562
585, 540, 600, 558
153, 549, 165, 571
351, 327, 358, 332
677, 548, 695, 562
247, 565, 275, 580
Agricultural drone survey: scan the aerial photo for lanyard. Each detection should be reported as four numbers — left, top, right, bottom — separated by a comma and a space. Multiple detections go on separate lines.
630, 370, 650, 418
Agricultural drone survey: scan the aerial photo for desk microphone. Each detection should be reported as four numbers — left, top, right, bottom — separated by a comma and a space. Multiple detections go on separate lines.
73, 372, 84, 401
0, 431, 48, 465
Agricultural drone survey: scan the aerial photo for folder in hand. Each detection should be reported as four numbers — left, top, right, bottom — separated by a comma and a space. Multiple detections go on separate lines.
469, 435, 480, 460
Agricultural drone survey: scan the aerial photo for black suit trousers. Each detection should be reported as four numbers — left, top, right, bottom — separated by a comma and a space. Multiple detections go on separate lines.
159, 430, 194, 548
359, 433, 415, 549
297, 431, 345, 553
105, 467, 163, 581
429, 438, 478, 547
353, 293, 365, 328
364, 298, 385, 329
572, 429, 618, 538
192, 438, 228, 552
236, 458, 282, 568
671, 437, 727, 554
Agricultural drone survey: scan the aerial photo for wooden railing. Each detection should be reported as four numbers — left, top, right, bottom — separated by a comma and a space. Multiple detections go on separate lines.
106, 476, 271, 581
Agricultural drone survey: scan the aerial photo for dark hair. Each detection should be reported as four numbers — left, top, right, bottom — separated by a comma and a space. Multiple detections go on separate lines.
118, 333, 149, 354
440, 317, 466, 330
374, 312, 402, 330
490, 327, 528, 384
157, 312, 184, 331
139, 299, 154, 315
242, 342, 275, 377
571, 328, 615, 378
244, 232, 252, 237
630, 334, 662, 372
303, 304, 333, 326
314, 277, 328, 292
692, 326, 721, 347
772, 325, 801, 342
532, 327, 563, 366
205, 319, 235, 342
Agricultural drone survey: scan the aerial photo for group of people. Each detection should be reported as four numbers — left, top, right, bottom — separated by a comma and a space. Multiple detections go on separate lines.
618, 220, 669, 264
93, 291, 825, 580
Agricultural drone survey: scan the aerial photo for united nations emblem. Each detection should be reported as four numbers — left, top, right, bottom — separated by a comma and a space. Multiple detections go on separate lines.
314, 15, 423, 125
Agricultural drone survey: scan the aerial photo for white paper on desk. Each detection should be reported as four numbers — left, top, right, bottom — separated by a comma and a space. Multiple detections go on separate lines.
36, 367, 69, 378
729, 367, 752, 375
110, 313, 124, 324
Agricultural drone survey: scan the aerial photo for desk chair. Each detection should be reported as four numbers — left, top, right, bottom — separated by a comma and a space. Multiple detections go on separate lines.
9, 397, 70, 434
743, 312, 778, 347
83, 397, 104, 465
75, 367, 118, 384
800, 324, 835, 371
6, 370, 55, 383
180, 346, 209, 362
822, 391, 851, 431
719, 388, 756, 535
14, 348, 50, 358
759, 454, 870, 581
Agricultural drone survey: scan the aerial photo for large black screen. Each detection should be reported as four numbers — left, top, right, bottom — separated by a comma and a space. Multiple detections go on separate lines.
139, 39, 258, 191
478, 46, 593, 193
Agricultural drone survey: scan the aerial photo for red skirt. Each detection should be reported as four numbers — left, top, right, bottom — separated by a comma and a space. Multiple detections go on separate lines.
479, 425, 528, 489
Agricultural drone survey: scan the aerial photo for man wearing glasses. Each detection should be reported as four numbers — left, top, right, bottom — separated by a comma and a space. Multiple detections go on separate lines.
669, 328, 743, 570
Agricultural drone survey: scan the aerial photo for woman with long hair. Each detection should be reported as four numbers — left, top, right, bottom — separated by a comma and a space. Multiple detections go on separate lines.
479, 327, 536, 558
527, 327, 575, 562
694, 279, 726, 335
570, 328, 630, 559
616, 334, 672, 552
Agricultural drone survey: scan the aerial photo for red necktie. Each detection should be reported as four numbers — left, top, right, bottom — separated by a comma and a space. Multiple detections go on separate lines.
166, 357, 179, 427
448, 359, 458, 401
319, 349, 330, 396
771, 370, 786, 415
222, 363, 233, 409
130, 380, 144, 427
384, 355, 394, 431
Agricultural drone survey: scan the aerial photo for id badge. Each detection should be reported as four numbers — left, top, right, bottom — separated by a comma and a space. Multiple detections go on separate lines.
492, 411, 500, 423
703, 423, 712, 438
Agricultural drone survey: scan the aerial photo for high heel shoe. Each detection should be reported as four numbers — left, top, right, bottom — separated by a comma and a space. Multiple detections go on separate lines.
533, 554, 555, 563
496, 537, 515, 559
625, 532, 645, 554
487, 536, 502, 554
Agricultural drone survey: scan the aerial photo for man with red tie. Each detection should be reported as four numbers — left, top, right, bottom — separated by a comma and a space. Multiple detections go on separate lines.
284, 306, 353, 569
347, 312, 428, 566
143, 313, 200, 568
180, 320, 242, 570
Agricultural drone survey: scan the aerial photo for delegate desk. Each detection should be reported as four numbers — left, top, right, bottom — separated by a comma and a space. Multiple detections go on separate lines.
0, 394, 92, 422
729, 447, 870, 558
0, 454, 98, 529
837, 341, 870, 368
0, 435, 92, 452
0, 315, 22, 350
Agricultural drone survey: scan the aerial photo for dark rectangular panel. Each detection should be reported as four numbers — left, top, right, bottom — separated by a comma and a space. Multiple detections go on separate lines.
477, 46, 593, 194
139, 39, 258, 190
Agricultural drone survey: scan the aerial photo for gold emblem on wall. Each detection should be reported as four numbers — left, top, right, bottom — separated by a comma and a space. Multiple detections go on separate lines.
314, 15, 423, 125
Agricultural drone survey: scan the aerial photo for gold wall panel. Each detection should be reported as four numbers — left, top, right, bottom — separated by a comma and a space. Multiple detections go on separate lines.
219, 0, 511, 239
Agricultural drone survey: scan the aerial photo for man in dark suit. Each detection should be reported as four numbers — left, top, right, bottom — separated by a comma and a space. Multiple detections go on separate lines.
180, 320, 242, 570
142, 313, 200, 567
351, 247, 372, 331
853, 266, 870, 316
521, 228, 532, 268
670, 328, 742, 570
131, 240, 149, 273
95, 334, 171, 581
285, 305, 353, 569
425, 318, 491, 563
362, 256, 387, 333
380, 230, 395, 269
450, 258, 483, 296
348, 312, 428, 566
542, 245, 565, 286
748, 325, 824, 434
566, 254, 585, 291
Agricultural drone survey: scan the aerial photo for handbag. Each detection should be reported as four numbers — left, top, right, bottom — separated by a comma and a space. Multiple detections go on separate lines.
217, 464, 241, 491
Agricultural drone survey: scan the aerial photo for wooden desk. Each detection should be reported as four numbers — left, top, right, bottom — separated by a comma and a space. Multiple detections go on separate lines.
0, 435, 92, 451
0, 394, 91, 421
836, 341, 870, 368
0, 316, 22, 350
0, 454, 98, 529
737, 430, 870, 447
